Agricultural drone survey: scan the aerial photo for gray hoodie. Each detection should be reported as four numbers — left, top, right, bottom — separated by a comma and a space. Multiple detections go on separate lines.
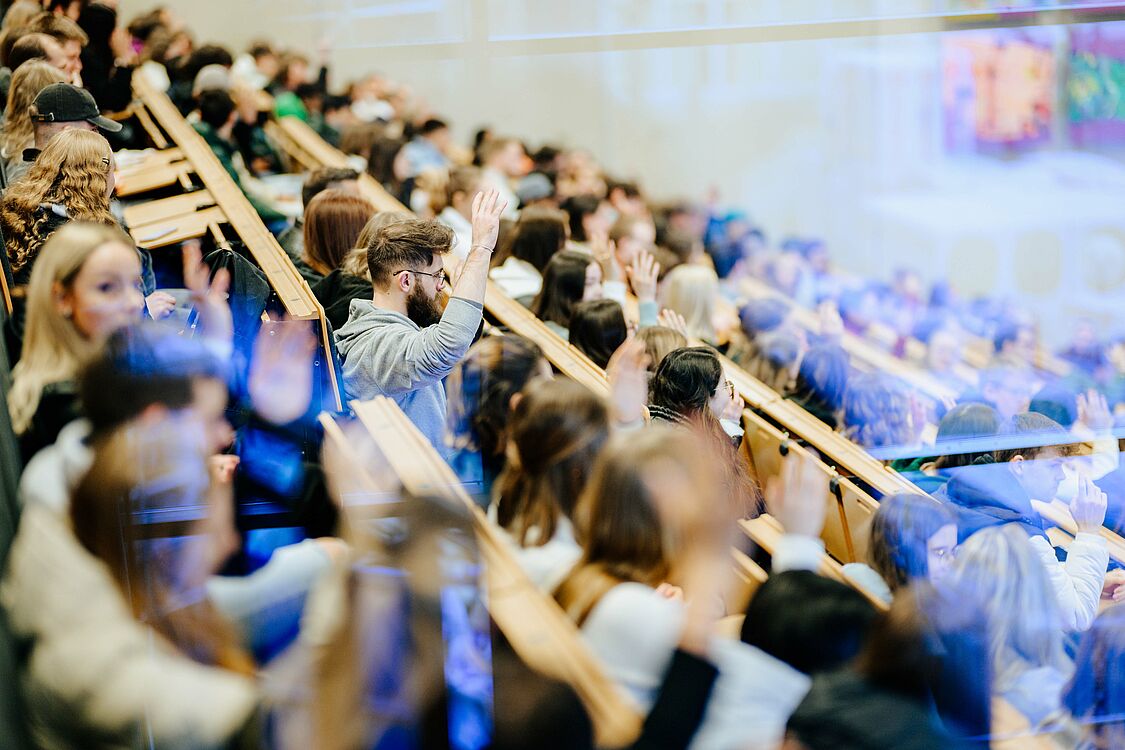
335, 296, 483, 451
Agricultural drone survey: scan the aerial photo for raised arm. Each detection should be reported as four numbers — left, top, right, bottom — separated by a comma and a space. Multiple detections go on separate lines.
451, 189, 506, 305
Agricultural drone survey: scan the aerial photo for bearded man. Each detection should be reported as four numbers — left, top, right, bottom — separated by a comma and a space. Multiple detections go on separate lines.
337, 190, 506, 450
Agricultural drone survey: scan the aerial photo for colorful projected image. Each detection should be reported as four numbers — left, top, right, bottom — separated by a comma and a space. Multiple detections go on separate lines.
942, 32, 1056, 152
1068, 23, 1125, 145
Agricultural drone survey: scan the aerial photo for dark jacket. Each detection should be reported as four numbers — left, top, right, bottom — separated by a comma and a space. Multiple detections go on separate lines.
787, 671, 964, 750
77, 3, 135, 112
191, 121, 287, 225
20, 381, 81, 466
943, 458, 1047, 543
309, 269, 370, 332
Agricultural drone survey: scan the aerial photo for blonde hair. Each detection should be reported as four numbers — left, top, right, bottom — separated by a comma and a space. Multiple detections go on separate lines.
1, 59, 66, 159
8, 222, 135, 434
1, 128, 116, 277
952, 525, 1070, 693
659, 264, 719, 342
1, 1, 43, 32
343, 209, 412, 280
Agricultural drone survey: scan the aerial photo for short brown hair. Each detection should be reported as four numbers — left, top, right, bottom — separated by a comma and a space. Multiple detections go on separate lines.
302, 189, 374, 276
365, 218, 452, 289
27, 12, 88, 45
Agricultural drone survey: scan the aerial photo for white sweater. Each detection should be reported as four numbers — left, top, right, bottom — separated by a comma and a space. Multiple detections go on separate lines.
2, 505, 257, 749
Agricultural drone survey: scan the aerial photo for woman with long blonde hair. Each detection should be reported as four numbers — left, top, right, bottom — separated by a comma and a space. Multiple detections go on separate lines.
8, 222, 144, 460
0, 59, 66, 168
1, 128, 117, 284
659, 264, 720, 343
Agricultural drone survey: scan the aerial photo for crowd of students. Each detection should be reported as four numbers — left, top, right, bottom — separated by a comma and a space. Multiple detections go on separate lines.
3, 1, 1125, 749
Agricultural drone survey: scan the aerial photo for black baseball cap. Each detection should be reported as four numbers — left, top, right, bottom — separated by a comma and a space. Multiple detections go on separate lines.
30, 83, 122, 133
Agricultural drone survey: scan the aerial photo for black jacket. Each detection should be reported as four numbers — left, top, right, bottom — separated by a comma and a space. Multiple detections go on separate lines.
943, 458, 1048, 543
310, 269, 370, 332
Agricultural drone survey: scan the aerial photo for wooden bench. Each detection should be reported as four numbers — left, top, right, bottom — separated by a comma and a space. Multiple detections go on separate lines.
129, 76, 343, 411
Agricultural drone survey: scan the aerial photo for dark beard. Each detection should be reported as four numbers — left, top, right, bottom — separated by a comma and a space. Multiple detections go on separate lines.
406, 286, 444, 328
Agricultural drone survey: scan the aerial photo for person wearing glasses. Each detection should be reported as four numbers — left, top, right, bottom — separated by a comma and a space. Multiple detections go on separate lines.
336, 189, 506, 451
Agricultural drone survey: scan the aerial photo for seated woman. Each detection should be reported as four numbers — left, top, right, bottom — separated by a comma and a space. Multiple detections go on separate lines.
2, 344, 260, 748
297, 188, 376, 329
489, 206, 567, 305
2, 129, 121, 286
649, 346, 761, 515
659, 264, 740, 351
636, 325, 686, 378
445, 334, 548, 504
952, 524, 1076, 730
529, 249, 594, 340
568, 298, 626, 370
840, 493, 959, 605
7, 223, 145, 462
554, 428, 808, 748
492, 378, 608, 591
1064, 604, 1125, 748
841, 372, 921, 455
784, 342, 849, 430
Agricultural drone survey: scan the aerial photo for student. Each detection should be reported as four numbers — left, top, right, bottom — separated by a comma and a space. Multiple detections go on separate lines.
1, 127, 118, 284
336, 190, 505, 450
276, 165, 360, 261
528, 248, 590, 339
295, 188, 374, 282
568, 298, 626, 370
0, 59, 66, 185
636, 325, 687, 377
400, 117, 452, 178
649, 346, 745, 443
436, 165, 482, 259
492, 378, 608, 591
445, 334, 548, 503
842, 373, 919, 452
659, 264, 722, 344
785, 342, 849, 430
5, 81, 124, 188
6, 32, 70, 75
479, 136, 525, 219
6, 222, 143, 461
192, 88, 287, 229
489, 206, 567, 305
839, 493, 959, 605
895, 402, 1001, 497
952, 525, 1075, 730
1063, 604, 1125, 748
75, 0, 135, 112
2, 418, 260, 748
945, 412, 1109, 632
24, 11, 86, 85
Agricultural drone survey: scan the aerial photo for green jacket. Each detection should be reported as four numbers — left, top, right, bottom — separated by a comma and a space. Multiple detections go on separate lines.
192, 121, 286, 224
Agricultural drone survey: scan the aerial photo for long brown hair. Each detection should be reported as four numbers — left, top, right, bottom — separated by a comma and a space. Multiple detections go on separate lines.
553, 427, 728, 626
70, 426, 255, 676
0, 59, 66, 159
302, 188, 374, 276
494, 378, 608, 547
1, 128, 116, 277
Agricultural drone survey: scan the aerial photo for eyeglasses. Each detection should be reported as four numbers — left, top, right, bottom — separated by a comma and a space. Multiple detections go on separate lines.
723, 379, 735, 399
394, 268, 447, 288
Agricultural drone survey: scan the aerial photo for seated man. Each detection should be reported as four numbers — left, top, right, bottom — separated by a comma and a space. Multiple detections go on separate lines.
3, 81, 121, 187
336, 190, 505, 451
945, 412, 1109, 631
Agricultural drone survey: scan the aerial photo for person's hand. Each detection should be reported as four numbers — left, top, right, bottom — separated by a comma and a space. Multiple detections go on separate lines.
145, 291, 176, 320
627, 251, 660, 303
605, 337, 650, 427
469, 188, 506, 253
590, 228, 622, 283
248, 317, 318, 425
657, 308, 688, 337
1102, 569, 1125, 602
182, 241, 232, 345
817, 300, 844, 340
1078, 390, 1113, 433
208, 454, 240, 485
719, 379, 745, 422
656, 583, 684, 602
765, 452, 830, 539
1071, 475, 1108, 534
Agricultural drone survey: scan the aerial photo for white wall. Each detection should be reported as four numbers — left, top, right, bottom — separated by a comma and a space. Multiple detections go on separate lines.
121, 0, 1125, 343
